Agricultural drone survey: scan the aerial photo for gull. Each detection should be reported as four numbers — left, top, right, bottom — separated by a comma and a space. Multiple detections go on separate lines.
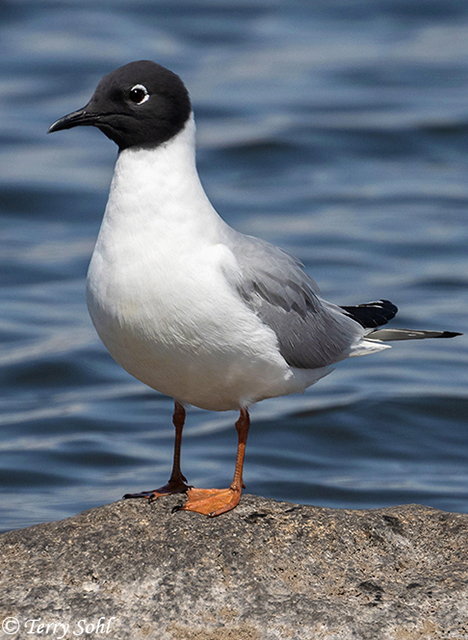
48, 61, 461, 516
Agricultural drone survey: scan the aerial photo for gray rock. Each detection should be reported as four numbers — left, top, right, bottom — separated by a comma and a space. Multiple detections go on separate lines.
1, 495, 467, 639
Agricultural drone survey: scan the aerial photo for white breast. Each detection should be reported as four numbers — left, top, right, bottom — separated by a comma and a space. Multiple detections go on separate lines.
86, 118, 302, 411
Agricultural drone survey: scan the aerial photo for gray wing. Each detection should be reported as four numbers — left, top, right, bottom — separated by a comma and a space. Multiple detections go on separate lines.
223, 230, 363, 369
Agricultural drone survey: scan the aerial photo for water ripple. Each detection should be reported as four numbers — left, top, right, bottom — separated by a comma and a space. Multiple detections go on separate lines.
1, 0, 467, 532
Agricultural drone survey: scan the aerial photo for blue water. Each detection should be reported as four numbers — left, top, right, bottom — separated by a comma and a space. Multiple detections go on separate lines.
1, 0, 468, 533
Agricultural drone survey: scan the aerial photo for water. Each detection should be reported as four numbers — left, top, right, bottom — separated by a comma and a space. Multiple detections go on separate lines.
1, 0, 468, 533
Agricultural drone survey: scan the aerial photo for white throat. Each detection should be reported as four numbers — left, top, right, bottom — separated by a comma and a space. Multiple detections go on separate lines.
100, 114, 225, 243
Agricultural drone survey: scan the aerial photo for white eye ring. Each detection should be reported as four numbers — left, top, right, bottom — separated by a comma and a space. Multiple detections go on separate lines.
129, 84, 150, 105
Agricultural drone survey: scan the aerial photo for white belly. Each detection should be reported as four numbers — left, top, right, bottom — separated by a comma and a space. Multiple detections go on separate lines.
86, 240, 300, 411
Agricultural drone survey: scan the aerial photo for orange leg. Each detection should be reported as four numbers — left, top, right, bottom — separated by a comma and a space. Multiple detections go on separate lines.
123, 400, 191, 500
177, 408, 250, 517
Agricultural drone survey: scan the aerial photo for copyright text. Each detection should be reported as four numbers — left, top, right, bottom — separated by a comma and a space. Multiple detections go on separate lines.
2, 617, 117, 637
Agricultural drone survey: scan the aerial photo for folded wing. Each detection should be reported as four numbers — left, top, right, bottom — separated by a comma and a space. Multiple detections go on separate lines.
224, 232, 382, 369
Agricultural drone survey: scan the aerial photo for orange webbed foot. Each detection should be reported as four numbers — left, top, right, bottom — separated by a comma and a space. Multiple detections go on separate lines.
176, 486, 242, 517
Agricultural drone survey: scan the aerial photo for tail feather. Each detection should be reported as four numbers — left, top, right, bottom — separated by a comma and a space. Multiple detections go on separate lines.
367, 328, 462, 342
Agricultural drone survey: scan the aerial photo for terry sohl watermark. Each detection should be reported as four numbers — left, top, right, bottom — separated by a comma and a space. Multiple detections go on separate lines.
2, 616, 116, 637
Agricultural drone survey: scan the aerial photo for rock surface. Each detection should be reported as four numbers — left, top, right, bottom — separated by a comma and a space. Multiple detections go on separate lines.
1, 495, 468, 639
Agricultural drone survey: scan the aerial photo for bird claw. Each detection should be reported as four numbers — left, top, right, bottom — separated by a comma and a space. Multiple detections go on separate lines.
123, 490, 155, 500
123, 479, 191, 501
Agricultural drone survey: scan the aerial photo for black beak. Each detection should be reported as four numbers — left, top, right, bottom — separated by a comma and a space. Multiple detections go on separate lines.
48, 106, 101, 134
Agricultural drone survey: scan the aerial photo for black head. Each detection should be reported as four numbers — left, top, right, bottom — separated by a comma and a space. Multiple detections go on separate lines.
48, 61, 191, 151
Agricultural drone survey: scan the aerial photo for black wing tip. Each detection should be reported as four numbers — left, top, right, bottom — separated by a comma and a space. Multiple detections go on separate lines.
341, 299, 398, 329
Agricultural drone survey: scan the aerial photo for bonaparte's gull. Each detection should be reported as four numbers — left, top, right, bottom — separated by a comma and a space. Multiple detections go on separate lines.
49, 61, 461, 516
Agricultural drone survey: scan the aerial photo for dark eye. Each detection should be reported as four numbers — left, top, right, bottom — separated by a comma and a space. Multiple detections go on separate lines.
129, 84, 149, 105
